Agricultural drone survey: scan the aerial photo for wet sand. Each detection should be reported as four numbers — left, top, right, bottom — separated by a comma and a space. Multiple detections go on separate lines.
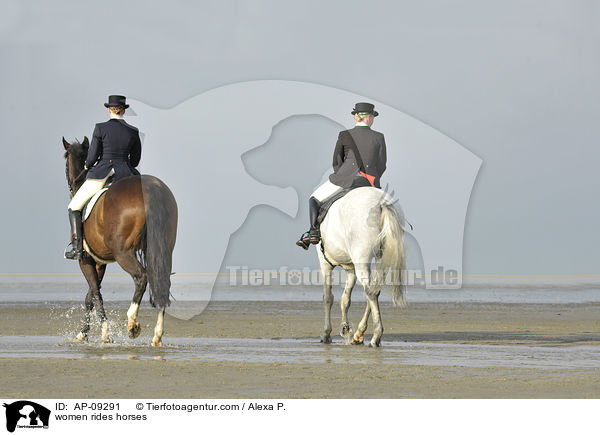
1, 301, 599, 398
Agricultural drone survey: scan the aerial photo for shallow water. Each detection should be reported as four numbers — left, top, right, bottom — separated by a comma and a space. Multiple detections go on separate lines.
2, 277, 599, 372
1, 335, 598, 370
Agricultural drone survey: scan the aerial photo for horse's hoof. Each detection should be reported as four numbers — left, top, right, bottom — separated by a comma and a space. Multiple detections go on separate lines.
128, 322, 141, 339
368, 341, 381, 348
101, 335, 114, 344
340, 323, 353, 337
320, 335, 332, 344
74, 332, 88, 343
351, 336, 364, 345
151, 338, 162, 347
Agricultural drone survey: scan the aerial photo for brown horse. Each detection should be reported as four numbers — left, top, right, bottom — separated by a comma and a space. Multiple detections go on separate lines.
63, 137, 177, 346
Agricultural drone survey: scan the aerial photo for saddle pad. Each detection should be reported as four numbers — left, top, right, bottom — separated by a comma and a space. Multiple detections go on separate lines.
82, 188, 108, 221
316, 188, 351, 226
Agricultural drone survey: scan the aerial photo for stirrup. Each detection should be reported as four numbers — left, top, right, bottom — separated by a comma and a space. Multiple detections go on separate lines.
296, 232, 310, 250
64, 242, 83, 260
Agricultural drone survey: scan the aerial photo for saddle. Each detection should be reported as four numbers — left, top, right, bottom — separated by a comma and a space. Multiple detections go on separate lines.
82, 188, 109, 221
80, 186, 114, 264
316, 188, 352, 226
82, 172, 115, 221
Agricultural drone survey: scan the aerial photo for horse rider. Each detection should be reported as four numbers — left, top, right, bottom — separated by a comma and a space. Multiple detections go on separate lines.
65, 95, 142, 260
296, 102, 387, 249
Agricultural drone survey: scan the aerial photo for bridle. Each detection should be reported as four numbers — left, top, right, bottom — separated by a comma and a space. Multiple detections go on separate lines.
65, 152, 88, 194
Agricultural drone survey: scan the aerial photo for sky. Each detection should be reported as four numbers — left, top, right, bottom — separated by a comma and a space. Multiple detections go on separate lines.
0, 0, 598, 275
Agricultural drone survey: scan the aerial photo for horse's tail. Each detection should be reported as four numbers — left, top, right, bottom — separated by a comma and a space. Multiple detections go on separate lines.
142, 176, 178, 308
375, 202, 406, 307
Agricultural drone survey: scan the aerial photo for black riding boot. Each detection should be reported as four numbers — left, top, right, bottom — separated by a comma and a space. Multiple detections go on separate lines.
64, 209, 84, 260
296, 197, 322, 249
308, 197, 321, 244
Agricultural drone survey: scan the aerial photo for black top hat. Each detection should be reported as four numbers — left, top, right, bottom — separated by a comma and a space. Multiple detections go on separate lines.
351, 102, 378, 117
104, 95, 129, 109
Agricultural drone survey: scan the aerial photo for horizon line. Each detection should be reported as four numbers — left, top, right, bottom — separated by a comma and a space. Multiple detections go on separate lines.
1, 273, 600, 278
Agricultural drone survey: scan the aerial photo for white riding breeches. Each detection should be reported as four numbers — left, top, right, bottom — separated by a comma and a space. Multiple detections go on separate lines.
311, 180, 343, 203
68, 169, 115, 211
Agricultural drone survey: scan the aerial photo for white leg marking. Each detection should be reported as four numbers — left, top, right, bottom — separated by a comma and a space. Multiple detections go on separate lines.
127, 302, 142, 338
127, 302, 139, 324
101, 321, 113, 344
151, 308, 165, 347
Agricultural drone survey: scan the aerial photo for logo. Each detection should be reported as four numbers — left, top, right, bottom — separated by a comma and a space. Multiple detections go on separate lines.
130, 80, 481, 297
3, 401, 50, 433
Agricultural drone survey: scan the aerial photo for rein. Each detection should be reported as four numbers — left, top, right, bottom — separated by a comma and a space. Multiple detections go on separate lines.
73, 167, 88, 185
66, 157, 88, 193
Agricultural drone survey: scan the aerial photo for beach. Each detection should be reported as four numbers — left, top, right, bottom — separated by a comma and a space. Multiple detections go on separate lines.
1, 297, 599, 398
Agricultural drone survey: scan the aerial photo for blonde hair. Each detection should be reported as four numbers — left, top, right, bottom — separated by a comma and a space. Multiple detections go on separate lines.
354, 112, 371, 123
109, 106, 126, 116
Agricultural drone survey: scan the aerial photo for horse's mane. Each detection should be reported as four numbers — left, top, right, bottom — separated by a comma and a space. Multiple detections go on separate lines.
64, 139, 87, 161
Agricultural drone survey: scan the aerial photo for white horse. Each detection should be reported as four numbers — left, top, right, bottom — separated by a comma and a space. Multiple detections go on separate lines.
317, 186, 406, 347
